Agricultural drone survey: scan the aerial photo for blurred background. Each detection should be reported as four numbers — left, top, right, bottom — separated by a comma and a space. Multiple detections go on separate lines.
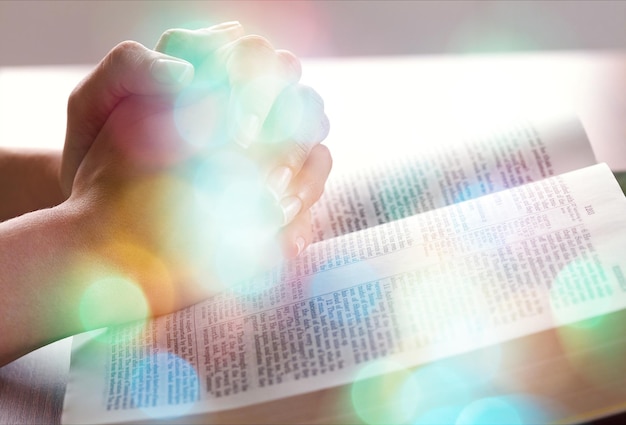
1, 0, 625, 66
2, 0, 626, 169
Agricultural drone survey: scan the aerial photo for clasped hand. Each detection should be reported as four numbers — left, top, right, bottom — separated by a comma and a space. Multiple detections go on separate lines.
63, 22, 331, 317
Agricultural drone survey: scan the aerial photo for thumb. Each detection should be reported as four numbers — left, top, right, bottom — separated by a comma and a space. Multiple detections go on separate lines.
61, 40, 194, 196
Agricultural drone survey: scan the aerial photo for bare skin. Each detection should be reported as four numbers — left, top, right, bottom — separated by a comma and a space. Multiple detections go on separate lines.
0, 22, 331, 366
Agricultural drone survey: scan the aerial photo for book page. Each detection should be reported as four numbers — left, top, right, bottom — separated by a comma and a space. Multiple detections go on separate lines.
62, 164, 626, 424
311, 116, 597, 242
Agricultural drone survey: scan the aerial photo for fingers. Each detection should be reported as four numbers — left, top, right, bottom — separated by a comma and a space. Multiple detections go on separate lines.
61, 40, 195, 196
260, 83, 330, 162
218, 36, 303, 148
62, 23, 248, 197
260, 83, 330, 201
287, 144, 333, 213
159, 27, 328, 172
270, 143, 332, 233
276, 50, 303, 84
279, 209, 312, 259
154, 21, 245, 84
278, 145, 332, 259
158, 27, 309, 155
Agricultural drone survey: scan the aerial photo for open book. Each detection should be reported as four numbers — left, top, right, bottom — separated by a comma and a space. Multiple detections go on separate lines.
62, 113, 626, 424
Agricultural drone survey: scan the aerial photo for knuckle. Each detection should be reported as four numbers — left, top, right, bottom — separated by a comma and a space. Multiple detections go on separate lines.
287, 141, 311, 166
301, 176, 324, 204
104, 40, 145, 71
155, 29, 190, 54
277, 50, 302, 81
158, 28, 179, 42
314, 143, 332, 168
230, 35, 277, 67
66, 83, 87, 116
289, 85, 329, 145
236, 34, 275, 53
111, 40, 143, 58
299, 144, 332, 204
298, 84, 325, 111
309, 144, 333, 187
225, 35, 278, 81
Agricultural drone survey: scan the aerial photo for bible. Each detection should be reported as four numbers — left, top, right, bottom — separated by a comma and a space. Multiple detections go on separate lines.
62, 57, 626, 424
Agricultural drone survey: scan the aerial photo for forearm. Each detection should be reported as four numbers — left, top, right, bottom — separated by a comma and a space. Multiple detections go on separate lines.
0, 193, 216, 367
0, 201, 95, 365
0, 196, 170, 366
0, 148, 65, 221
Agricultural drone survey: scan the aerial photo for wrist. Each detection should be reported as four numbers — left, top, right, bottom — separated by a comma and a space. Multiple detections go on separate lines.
0, 200, 97, 365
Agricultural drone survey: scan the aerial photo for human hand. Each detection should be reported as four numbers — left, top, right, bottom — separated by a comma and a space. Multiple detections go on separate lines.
67, 90, 323, 316
60, 22, 245, 197
0, 24, 331, 364
155, 23, 331, 259
67, 25, 330, 317
63, 23, 330, 321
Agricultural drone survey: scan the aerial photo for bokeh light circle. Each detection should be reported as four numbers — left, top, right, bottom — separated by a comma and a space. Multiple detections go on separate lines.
78, 274, 149, 334
456, 397, 522, 425
351, 359, 418, 424
130, 352, 201, 420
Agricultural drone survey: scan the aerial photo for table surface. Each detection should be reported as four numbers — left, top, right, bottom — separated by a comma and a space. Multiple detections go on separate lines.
2, 51, 626, 424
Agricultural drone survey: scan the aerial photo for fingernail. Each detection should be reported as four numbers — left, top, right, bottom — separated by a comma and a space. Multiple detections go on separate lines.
266, 166, 292, 200
151, 58, 194, 84
280, 196, 302, 226
236, 113, 261, 149
295, 236, 306, 256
